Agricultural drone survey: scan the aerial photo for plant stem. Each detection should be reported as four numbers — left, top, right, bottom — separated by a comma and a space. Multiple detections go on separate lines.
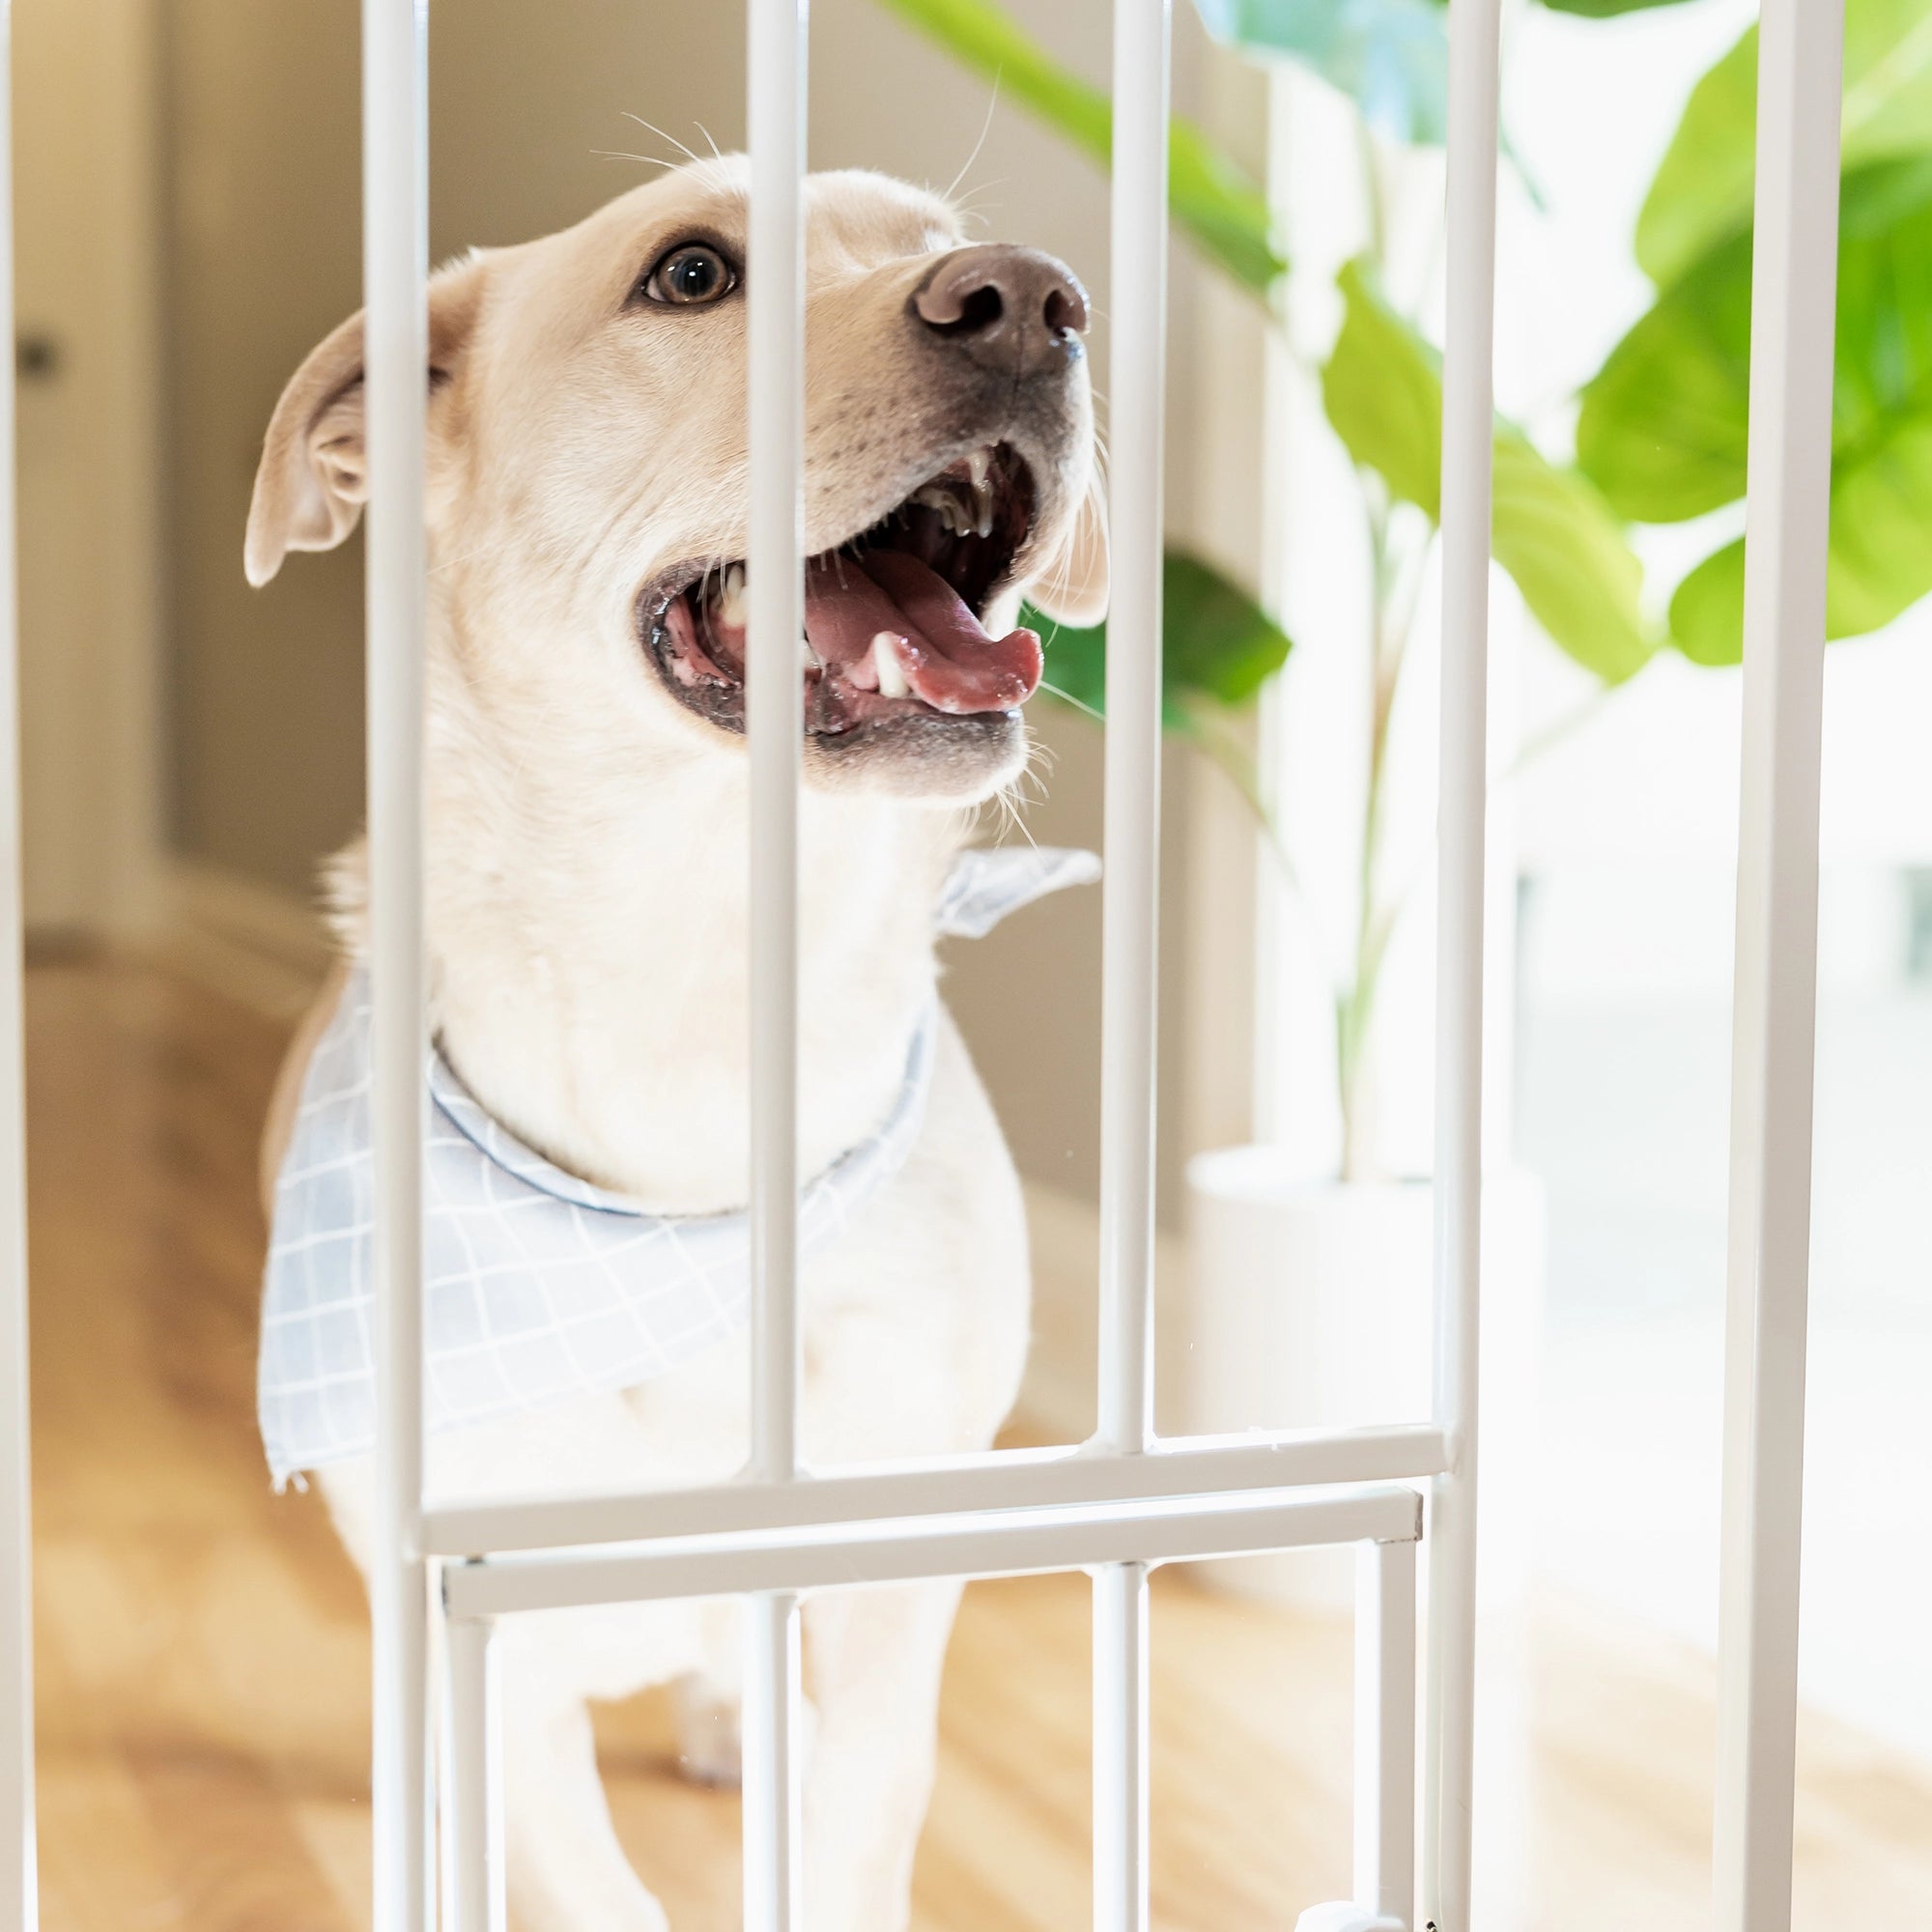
1336, 482, 1408, 1183
1332, 115, 1414, 1186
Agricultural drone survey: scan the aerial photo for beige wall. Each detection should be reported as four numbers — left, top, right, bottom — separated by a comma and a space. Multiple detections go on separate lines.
161, 0, 1268, 1218
167, 0, 365, 894
14, 0, 165, 936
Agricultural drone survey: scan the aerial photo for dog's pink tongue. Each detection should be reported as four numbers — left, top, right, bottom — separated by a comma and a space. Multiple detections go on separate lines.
803, 552, 1041, 714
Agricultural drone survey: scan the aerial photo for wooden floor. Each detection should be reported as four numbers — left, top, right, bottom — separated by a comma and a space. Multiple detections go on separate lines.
21, 959, 1932, 1931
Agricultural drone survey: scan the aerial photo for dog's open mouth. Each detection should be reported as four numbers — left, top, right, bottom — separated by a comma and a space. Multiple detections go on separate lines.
643, 443, 1040, 736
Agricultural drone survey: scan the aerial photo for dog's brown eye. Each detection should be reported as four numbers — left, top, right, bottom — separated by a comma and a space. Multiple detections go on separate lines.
640, 242, 737, 307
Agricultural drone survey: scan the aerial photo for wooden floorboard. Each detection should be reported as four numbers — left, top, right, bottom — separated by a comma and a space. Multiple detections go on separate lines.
20, 958, 1930, 1930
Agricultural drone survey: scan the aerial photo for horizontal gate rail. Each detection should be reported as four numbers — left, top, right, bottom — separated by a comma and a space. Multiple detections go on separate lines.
421, 1424, 1450, 1556
441, 1483, 1424, 1617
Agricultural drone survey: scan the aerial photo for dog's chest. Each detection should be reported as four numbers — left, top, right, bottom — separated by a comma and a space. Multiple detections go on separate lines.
260, 845, 1094, 1490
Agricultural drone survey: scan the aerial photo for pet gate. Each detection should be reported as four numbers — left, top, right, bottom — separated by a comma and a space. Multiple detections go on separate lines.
0, 0, 1851, 1924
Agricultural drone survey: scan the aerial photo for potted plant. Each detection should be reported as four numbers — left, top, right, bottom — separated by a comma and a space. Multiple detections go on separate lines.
882, 0, 1932, 1607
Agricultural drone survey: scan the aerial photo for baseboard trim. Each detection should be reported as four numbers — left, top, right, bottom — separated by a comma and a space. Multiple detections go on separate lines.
152, 858, 334, 1021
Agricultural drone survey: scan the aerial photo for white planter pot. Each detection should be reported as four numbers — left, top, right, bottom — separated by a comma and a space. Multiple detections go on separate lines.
1172, 1148, 1545, 1615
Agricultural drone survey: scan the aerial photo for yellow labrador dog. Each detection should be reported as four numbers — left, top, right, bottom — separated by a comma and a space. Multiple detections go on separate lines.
247, 157, 1103, 1932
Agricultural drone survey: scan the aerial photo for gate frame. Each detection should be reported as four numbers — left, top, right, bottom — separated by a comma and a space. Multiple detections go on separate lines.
0, 0, 1854, 1926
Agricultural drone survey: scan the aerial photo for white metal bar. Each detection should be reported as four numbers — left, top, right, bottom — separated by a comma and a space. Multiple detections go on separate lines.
0, 8, 35, 1926
746, 0, 807, 1493
443, 1486, 1423, 1619
745, 4, 809, 1928
1712, 0, 1844, 1923
1092, 1562, 1150, 1932
1098, 10, 1170, 1930
1356, 1541, 1416, 1927
422, 1426, 1450, 1556
362, 3, 434, 1930
1421, 0, 1503, 1916
1096, 0, 1171, 1462
444, 1614, 504, 1932
743, 1594, 805, 1932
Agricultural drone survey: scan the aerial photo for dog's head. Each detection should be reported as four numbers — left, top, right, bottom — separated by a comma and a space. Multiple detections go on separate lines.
245, 157, 1105, 805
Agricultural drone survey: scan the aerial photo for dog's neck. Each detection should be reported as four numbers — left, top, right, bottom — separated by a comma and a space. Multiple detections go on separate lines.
340, 639, 964, 1216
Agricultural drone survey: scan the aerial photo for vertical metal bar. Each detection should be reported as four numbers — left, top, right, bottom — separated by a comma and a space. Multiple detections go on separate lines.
445, 1614, 504, 1932
1356, 1542, 1416, 1928
743, 1592, 806, 1932
362, 4, 433, 1932
1094, 9, 1168, 1930
1712, 0, 1844, 1923
1096, 0, 1169, 1464
1422, 0, 1502, 1918
746, 0, 807, 1493
745, 3, 808, 1928
0, 8, 35, 1927
1092, 1561, 1150, 1932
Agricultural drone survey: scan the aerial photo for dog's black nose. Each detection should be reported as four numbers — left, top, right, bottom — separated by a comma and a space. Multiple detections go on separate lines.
913, 244, 1090, 379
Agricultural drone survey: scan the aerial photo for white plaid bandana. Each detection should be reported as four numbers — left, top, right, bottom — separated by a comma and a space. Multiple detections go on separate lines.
257, 845, 1098, 1484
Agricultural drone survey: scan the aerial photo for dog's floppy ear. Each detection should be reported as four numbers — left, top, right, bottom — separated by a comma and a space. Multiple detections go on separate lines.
244, 259, 488, 587
1024, 468, 1109, 628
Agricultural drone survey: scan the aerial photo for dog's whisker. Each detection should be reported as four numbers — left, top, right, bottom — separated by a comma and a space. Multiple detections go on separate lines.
618, 112, 706, 169
944, 80, 1004, 207
591, 150, 680, 174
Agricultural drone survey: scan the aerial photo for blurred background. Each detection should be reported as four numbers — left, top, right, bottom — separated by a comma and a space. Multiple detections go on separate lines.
12, 0, 1931, 1927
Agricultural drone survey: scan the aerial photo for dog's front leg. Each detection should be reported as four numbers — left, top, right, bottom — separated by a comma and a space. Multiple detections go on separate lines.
800, 1577, 965, 1932
498, 1666, 671, 1932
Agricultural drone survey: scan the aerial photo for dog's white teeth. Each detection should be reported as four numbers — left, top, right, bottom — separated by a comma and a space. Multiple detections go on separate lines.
913, 484, 972, 535
800, 633, 818, 671
912, 460, 995, 536
963, 450, 997, 536
719, 564, 749, 630
871, 631, 910, 699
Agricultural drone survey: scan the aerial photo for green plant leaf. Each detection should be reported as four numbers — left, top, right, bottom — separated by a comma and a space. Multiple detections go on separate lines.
1666, 541, 1746, 666
1581, 159, 1932, 662
1162, 552, 1298, 702
1321, 260, 1655, 681
1029, 548, 1293, 725
1636, 0, 1932, 288
875, 0, 1287, 293
1194, 0, 1449, 147
1491, 436, 1654, 685
1575, 227, 1755, 524
1321, 259, 1445, 513
1583, 157, 1932, 524
1666, 410, 1932, 663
